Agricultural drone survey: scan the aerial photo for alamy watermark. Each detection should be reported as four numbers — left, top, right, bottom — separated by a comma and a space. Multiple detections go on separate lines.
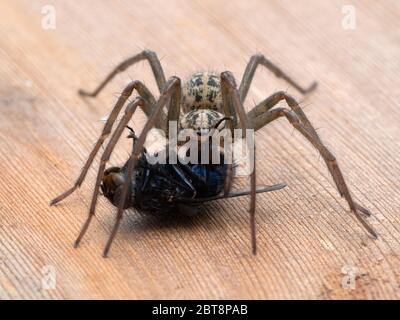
41, 265, 56, 290
141, 121, 255, 176
341, 264, 358, 289
342, 5, 356, 30
41, 5, 56, 30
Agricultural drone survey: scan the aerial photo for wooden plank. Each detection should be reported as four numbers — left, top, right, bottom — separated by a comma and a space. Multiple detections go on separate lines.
0, 0, 399, 299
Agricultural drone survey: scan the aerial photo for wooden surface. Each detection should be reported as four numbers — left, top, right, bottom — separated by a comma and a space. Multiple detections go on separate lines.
0, 0, 399, 300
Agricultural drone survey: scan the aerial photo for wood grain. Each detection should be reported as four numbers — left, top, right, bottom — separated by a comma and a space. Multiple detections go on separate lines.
0, 0, 399, 299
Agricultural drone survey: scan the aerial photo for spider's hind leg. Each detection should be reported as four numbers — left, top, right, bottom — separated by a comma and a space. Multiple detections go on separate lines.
239, 53, 317, 102
79, 50, 167, 97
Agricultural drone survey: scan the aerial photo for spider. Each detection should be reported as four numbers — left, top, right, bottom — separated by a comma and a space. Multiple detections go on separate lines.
50, 50, 377, 257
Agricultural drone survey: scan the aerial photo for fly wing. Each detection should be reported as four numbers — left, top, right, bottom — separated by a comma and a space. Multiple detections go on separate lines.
177, 183, 287, 204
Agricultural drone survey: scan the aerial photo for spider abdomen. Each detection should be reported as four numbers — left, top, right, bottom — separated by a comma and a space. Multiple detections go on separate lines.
182, 72, 223, 112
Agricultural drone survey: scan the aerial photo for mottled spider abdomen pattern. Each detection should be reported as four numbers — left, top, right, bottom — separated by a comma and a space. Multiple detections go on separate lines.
182, 72, 223, 112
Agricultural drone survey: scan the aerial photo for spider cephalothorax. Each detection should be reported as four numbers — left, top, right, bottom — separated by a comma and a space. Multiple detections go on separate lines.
51, 50, 377, 257
180, 108, 224, 134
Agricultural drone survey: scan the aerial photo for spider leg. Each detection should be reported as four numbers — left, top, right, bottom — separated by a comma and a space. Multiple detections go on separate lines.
119, 80, 167, 130
238, 53, 317, 102
220, 71, 257, 255
248, 91, 319, 142
220, 77, 236, 197
126, 80, 167, 131
112, 80, 167, 130
248, 104, 377, 238
103, 76, 181, 257
78, 50, 166, 97
74, 97, 146, 248
50, 81, 145, 205
248, 91, 371, 217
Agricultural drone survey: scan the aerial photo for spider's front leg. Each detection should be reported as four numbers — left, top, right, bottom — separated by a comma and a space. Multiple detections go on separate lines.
220, 71, 257, 255
50, 81, 139, 205
246, 92, 377, 238
73, 76, 181, 257
101, 76, 181, 257
74, 96, 147, 249
50, 79, 168, 206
